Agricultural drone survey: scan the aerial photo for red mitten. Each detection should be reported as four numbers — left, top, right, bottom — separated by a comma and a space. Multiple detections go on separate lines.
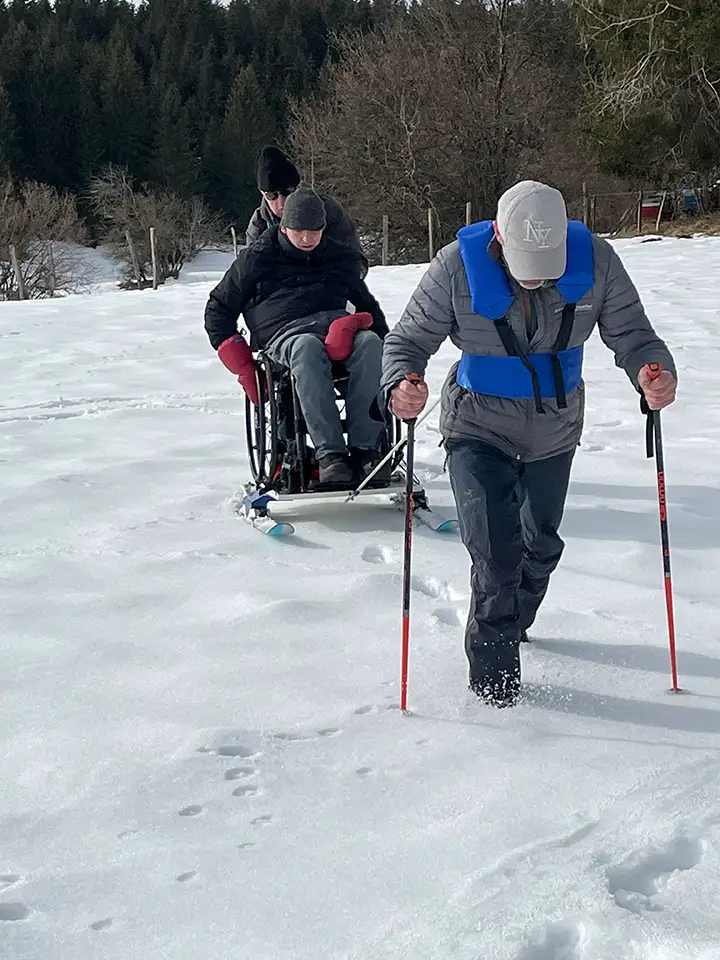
324, 312, 373, 361
218, 335, 260, 406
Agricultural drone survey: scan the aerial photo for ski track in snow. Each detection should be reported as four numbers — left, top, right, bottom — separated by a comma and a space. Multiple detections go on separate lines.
1, 243, 720, 959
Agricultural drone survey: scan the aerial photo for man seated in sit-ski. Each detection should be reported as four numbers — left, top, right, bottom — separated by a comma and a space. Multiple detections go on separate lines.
204, 187, 389, 489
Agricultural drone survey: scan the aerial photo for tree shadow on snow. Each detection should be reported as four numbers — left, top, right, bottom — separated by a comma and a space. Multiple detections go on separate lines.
523, 683, 720, 736
532, 637, 720, 681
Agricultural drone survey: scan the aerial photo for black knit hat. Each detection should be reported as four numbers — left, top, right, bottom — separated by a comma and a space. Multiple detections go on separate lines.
281, 187, 327, 231
256, 145, 301, 193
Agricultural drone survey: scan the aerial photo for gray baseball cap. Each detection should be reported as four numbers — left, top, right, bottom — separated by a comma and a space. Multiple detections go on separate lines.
496, 181, 568, 281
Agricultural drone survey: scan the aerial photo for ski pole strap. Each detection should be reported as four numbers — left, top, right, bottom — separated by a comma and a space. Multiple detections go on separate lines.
641, 363, 663, 458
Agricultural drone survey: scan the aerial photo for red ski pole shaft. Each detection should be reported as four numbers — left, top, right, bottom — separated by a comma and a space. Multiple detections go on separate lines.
400, 374, 423, 713
646, 363, 680, 692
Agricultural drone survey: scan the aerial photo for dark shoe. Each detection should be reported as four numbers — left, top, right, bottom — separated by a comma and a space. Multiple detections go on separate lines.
350, 447, 392, 488
469, 673, 521, 708
317, 453, 353, 489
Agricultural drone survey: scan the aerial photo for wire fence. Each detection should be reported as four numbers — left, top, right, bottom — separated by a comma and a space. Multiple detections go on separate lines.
369, 183, 720, 267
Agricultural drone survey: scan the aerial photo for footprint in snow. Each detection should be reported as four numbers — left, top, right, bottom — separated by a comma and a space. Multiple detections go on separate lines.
238, 842, 256, 849
176, 871, 198, 883
0, 903, 30, 922
362, 544, 397, 564
272, 728, 342, 742
354, 705, 376, 715
516, 918, 585, 959
89, 917, 114, 931
433, 606, 463, 627
224, 766, 256, 781
0, 875, 21, 890
178, 805, 203, 818
232, 784, 259, 797
356, 766, 373, 777
215, 745, 261, 759
411, 575, 463, 602
251, 814, 272, 826
606, 832, 703, 913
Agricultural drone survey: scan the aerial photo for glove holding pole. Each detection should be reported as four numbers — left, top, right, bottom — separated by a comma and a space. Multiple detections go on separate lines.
640, 362, 681, 693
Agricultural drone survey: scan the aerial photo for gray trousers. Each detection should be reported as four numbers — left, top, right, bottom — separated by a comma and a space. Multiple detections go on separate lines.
267, 329, 384, 459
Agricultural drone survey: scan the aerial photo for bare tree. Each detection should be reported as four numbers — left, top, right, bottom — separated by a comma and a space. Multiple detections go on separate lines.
90, 165, 224, 287
290, 0, 595, 260
572, 0, 720, 179
0, 177, 91, 300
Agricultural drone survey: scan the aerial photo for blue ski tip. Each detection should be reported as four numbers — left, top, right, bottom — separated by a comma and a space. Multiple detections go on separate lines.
267, 522, 295, 537
436, 519, 459, 532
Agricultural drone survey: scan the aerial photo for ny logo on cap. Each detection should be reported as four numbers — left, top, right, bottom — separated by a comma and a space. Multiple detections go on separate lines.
523, 218, 552, 248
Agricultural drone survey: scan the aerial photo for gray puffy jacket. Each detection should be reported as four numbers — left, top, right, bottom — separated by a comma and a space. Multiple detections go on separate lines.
380, 233, 676, 462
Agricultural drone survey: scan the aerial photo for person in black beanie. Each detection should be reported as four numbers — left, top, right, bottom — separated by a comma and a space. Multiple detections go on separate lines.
244, 145, 368, 277
205, 188, 389, 489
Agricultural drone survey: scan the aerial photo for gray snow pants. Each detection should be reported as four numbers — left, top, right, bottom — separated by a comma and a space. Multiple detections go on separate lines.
267, 329, 384, 460
445, 438, 575, 686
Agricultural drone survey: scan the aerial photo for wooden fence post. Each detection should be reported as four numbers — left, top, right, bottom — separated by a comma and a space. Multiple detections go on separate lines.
230, 226, 238, 257
150, 226, 159, 290
636, 189, 643, 235
590, 195, 597, 232
382, 214, 389, 266
582, 181, 589, 226
125, 230, 142, 287
48, 242, 56, 297
655, 190, 667, 232
428, 208, 434, 261
9, 244, 26, 300
465, 201, 472, 226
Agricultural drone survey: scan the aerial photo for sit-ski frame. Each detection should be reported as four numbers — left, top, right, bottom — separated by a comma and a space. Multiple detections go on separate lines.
237, 474, 458, 537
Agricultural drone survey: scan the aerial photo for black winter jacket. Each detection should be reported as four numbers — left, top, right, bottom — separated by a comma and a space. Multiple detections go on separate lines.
244, 194, 368, 278
204, 227, 387, 351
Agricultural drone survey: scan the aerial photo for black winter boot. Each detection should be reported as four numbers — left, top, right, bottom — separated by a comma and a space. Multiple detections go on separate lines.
317, 453, 353, 489
469, 669, 522, 708
350, 447, 392, 488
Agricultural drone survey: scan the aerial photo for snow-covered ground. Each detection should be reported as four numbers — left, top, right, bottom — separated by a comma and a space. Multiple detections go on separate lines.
1, 238, 719, 960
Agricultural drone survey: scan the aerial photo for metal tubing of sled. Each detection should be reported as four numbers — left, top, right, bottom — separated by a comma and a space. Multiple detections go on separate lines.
345, 395, 440, 502
401, 418, 416, 714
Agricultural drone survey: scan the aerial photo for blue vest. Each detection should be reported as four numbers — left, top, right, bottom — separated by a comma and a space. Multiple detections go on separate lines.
455, 220, 594, 402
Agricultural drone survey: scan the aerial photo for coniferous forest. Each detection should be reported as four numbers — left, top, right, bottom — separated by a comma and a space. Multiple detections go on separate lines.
1, 0, 719, 276
0, 0, 398, 226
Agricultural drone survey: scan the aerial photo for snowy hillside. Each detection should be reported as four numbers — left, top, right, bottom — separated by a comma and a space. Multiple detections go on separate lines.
1, 239, 719, 960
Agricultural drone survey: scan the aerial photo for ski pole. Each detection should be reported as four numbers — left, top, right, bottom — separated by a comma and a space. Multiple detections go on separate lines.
399, 374, 424, 713
401, 416, 415, 713
644, 362, 681, 693
344, 393, 440, 502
